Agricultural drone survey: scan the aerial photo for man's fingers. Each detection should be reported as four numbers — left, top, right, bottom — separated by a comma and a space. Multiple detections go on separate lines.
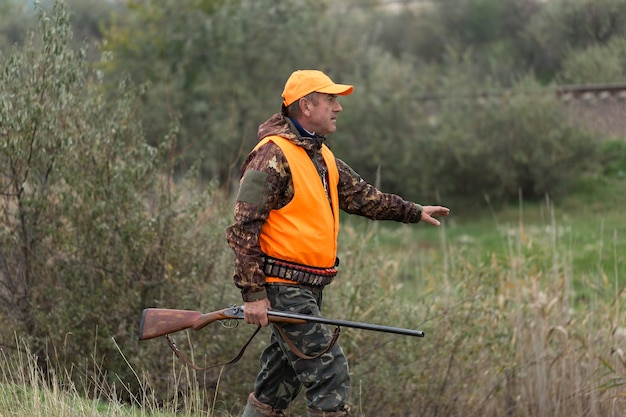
423, 214, 441, 226
429, 206, 450, 216
421, 205, 451, 226
245, 311, 269, 326
421, 206, 450, 225
243, 299, 271, 326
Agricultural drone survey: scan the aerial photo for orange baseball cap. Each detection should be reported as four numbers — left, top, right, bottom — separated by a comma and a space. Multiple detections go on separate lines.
282, 70, 354, 106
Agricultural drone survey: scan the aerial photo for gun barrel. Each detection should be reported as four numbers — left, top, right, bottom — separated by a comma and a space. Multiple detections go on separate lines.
267, 310, 424, 338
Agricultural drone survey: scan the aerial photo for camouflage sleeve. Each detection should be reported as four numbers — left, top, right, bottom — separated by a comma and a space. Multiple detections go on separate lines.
225, 141, 291, 302
336, 158, 423, 223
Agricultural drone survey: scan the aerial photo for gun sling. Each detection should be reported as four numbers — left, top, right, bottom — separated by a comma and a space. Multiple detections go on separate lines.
166, 325, 263, 370
165, 323, 341, 370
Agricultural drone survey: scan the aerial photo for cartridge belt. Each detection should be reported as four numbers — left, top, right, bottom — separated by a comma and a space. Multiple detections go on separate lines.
263, 256, 339, 286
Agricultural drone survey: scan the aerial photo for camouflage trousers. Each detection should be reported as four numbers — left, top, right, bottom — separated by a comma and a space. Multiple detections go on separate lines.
252, 284, 350, 414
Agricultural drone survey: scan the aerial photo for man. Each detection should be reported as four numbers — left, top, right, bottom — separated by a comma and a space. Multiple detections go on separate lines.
226, 69, 450, 417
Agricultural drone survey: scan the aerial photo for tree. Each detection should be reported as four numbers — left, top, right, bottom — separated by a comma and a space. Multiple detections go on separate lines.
523, 0, 626, 81
1, 2, 233, 400
372, 0, 542, 85
102, 0, 382, 189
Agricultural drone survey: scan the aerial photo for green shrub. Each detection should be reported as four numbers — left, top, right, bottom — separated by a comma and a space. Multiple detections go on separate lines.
600, 139, 626, 178
559, 37, 626, 84
0, 1, 237, 405
425, 79, 601, 209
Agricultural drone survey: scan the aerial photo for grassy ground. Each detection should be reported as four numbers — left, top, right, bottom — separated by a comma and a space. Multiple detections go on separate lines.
2, 175, 626, 416
360, 175, 626, 302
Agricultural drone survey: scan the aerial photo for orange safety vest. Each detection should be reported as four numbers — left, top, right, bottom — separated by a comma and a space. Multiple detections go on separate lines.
256, 136, 340, 271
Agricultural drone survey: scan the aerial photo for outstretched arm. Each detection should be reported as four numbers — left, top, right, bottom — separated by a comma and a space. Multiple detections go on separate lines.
336, 159, 449, 224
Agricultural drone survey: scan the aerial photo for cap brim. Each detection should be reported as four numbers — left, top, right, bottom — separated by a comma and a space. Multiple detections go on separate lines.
316, 83, 354, 96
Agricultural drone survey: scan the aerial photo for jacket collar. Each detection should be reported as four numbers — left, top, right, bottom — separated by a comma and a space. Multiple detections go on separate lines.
257, 113, 325, 153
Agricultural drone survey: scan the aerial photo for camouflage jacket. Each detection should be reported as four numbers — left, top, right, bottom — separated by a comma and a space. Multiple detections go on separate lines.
226, 113, 423, 302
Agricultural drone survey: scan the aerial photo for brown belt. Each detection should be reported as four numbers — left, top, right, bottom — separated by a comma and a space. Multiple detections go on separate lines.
263, 256, 338, 286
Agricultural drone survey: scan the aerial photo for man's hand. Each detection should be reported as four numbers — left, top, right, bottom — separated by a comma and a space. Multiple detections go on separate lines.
244, 298, 271, 327
420, 205, 450, 226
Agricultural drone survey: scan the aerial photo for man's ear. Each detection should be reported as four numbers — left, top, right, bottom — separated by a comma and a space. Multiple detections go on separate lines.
299, 97, 311, 117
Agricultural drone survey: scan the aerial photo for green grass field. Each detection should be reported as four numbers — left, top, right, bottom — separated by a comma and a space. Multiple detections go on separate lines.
358, 175, 626, 303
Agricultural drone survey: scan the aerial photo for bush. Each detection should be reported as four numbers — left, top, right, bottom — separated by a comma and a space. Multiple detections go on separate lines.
559, 37, 626, 84
0, 1, 238, 405
424, 78, 601, 209
600, 139, 626, 178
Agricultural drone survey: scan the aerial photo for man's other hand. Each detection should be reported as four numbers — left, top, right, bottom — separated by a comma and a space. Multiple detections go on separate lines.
421, 205, 450, 226
244, 298, 271, 326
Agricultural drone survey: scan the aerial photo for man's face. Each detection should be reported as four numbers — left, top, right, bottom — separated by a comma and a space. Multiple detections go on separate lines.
301, 93, 343, 136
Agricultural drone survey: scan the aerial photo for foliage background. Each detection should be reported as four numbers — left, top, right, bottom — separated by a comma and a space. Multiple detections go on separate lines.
1, 0, 626, 416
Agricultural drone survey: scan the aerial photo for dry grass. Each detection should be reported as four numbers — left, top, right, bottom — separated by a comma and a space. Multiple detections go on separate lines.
0, 336, 218, 417
2, 200, 626, 416
334, 199, 626, 417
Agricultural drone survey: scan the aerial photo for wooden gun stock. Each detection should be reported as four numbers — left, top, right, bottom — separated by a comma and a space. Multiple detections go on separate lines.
139, 308, 220, 341
139, 305, 425, 341
139, 305, 306, 341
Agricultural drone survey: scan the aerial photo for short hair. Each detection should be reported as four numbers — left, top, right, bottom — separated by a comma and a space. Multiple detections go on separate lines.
282, 92, 320, 118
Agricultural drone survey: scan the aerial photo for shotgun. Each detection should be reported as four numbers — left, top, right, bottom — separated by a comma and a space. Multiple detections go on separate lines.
139, 304, 425, 341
